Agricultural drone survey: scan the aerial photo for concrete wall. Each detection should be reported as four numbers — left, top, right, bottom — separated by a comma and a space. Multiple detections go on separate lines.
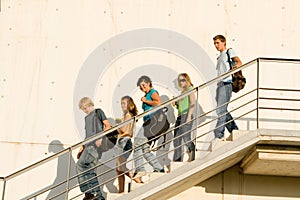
170, 165, 300, 200
0, 0, 300, 198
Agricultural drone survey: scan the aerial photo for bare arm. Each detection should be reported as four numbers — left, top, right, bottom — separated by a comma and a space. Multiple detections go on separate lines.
141, 91, 161, 106
102, 119, 111, 130
186, 92, 195, 123
232, 56, 242, 69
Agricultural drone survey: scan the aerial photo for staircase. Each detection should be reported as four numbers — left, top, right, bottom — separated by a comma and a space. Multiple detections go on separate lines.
1, 57, 300, 200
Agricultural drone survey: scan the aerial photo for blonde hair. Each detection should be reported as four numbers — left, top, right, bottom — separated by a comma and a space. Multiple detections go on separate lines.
78, 97, 94, 109
178, 73, 193, 88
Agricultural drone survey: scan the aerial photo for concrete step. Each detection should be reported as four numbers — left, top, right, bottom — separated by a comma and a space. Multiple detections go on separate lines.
106, 171, 166, 199
227, 130, 251, 141
106, 192, 123, 200
209, 139, 232, 151
169, 161, 189, 172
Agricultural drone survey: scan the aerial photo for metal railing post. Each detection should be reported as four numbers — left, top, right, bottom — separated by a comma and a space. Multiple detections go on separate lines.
194, 87, 199, 150
1, 179, 6, 200
65, 148, 73, 200
256, 58, 260, 129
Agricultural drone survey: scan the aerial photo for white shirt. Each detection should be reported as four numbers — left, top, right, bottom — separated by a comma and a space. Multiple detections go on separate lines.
216, 48, 237, 83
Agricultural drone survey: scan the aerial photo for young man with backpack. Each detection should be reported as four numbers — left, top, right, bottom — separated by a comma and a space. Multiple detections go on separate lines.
213, 35, 242, 139
77, 97, 111, 200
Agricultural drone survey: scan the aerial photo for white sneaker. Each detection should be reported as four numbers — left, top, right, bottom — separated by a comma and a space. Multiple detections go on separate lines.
133, 171, 147, 179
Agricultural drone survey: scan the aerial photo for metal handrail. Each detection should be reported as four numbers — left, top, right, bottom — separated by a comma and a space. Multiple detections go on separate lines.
1, 57, 300, 200
0, 56, 263, 181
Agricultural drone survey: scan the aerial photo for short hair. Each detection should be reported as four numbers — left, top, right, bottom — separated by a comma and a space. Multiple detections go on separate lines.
137, 75, 153, 87
178, 73, 194, 87
78, 97, 94, 109
213, 35, 226, 43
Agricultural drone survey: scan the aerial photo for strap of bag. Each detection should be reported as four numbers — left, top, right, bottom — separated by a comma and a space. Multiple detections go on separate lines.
226, 48, 233, 70
95, 109, 104, 130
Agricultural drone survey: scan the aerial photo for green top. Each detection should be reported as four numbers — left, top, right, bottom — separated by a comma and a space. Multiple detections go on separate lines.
178, 86, 192, 115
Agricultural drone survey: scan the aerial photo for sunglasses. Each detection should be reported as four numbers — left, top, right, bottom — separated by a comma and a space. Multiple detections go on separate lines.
179, 79, 186, 83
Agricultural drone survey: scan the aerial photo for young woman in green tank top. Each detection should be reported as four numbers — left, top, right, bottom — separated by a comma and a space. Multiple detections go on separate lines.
173, 73, 196, 162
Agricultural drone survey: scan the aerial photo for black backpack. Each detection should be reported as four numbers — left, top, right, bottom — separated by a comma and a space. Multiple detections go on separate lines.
95, 109, 118, 152
226, 48, 246, 93
143, 107, 170, 149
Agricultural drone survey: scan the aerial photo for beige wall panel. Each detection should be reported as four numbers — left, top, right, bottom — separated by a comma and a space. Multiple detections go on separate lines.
171, 165, 300, 200
0, 0, 299, 187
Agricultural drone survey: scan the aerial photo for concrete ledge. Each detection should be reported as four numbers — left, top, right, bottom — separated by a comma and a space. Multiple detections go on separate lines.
241, 144, 300, 177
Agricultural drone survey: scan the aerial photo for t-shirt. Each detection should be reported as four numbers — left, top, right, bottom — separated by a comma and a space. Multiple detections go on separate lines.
178, 86, 193, 115
84, 108, 107, 145
142, 88, 158, 122
216, 48, 237, 83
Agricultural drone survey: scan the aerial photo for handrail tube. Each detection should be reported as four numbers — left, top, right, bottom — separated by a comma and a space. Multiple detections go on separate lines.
67, 90, 292, 198
2, 57, 259, 181
259, 97, 300, 102
259, 87, 300, 92
259, 107, 300, 112
144, 90, 258, 151
29, 98, 259, 200
258, 57, 300, 63
5, 119, 131, 181
153, 98, 257, 152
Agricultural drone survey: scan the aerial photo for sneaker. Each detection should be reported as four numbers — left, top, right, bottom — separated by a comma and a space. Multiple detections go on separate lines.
187, 151, 195, 162
133, 171, 147, 179
93, 195, 104, 200
153, 169, 165, 173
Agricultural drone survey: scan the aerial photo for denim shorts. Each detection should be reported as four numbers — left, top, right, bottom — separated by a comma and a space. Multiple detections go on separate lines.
117, 137, 133, 159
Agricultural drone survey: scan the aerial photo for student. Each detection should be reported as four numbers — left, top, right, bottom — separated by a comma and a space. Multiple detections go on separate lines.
173, 73, 196, 162
133, 75, 164, 178
76, 97, 111, 200
115, 96, 142, 193
213, 35, 242, 139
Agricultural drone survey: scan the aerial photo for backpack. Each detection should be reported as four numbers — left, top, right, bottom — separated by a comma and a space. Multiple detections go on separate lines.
143, 107, 170, 149
226, 48, 246, 93
95, 109, 118, 152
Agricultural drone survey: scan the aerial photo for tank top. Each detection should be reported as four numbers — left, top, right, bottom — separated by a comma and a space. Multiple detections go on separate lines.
142, 88, 158, 121
178, 86, 192, 115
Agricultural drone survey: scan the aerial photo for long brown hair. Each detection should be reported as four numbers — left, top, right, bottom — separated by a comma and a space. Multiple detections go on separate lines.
121, 96, 138, 117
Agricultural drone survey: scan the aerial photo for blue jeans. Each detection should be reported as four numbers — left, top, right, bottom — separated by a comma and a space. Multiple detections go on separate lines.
173, 114, 195, 161
76, 145, 104, 199
133, 137, 163, 172
214, 82, 238, 139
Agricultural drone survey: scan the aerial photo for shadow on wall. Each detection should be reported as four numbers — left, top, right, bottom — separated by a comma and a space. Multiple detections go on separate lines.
99, 117, 122, 196
46, 140, 77, 200
21, 140, 78, 200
